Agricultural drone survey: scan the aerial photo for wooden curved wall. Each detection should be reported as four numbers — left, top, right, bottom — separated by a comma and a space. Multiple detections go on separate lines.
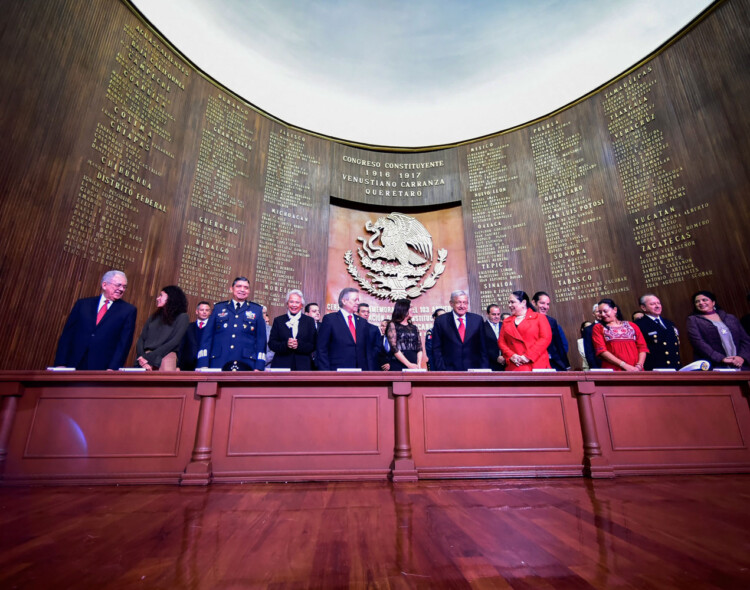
0, 0, 748, 369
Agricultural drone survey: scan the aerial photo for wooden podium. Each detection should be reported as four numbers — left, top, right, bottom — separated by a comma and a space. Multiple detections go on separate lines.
2, 371, 749, 485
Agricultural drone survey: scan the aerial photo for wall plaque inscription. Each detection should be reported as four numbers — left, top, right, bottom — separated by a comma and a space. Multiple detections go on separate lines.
465, 141, 523, 309
530, 120, 627, 302
601, 67, 712, 288
253, 129, 318, 309
63, 24, 187, 269
178, 94, 250, 301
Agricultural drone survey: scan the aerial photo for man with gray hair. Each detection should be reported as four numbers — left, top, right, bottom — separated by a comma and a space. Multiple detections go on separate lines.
54, 269, 137, 370
582, 303, 602, 370
634, 293, 681, 370
430, 290, 488, 371
268, 289, 317, 370
316, 287, 371, 370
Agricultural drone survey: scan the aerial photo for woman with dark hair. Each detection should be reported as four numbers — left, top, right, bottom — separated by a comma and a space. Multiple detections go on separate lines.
592, 298, 648, 371
498, 290, 552, 371
135, 285, 190, 371
385, 298, 423, 370
686, 290, 750, 369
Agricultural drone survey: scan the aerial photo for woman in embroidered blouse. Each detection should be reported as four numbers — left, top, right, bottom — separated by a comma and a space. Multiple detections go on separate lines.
135, 285, 190, 371
686, 290, 750, 370
592, 298, 648, 371
386, 298, 423, 370
498, 290, 552, 371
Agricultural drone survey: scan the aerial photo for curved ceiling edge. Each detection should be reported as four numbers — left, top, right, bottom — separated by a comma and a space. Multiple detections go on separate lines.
123, 0, 721, 153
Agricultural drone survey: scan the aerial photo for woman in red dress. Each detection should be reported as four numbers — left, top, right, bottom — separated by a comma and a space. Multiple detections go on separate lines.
499, 291, 553, 372
592, 298, 648, 371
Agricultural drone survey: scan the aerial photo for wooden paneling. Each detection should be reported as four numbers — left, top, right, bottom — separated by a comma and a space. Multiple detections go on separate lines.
226, 393, 381, 455
2, 377, 199, 484
210, 377, 395, 482
422, 393, 572, 452
408, 375, 586, 478
587, 374, 750, 476
603, 392, 745, 450
25, 393, 186, 457
3, 372, 750, 484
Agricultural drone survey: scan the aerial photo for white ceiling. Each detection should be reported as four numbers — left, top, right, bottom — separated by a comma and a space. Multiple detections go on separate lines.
133, 0, 712, 147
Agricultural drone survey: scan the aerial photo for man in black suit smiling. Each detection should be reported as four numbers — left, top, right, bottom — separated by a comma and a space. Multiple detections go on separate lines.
54, 269, 137, 370
431, 290, 488, 371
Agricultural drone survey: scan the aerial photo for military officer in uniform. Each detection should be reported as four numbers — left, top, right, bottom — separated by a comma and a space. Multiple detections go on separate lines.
634, 293, 681, 370
197, 277, 266, 371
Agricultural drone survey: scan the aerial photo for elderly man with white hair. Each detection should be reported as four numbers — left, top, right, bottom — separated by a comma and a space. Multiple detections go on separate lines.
54, 269, 137, 370
268, 289, 317, 370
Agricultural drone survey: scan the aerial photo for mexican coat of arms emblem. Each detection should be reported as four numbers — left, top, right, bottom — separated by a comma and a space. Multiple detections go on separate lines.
344, 212, 448, 301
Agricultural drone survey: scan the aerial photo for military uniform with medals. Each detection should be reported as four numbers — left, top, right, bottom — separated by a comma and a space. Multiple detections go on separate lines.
196, 300, 267, 371
635, 315, 681, 370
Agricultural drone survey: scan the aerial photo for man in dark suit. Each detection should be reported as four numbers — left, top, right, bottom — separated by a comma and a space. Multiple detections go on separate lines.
304, 302, 322, 368
197, 277, 266, 371
305, 302, 322, 331
54, 269, 137, 370
316, 287, 371, 371
483, 304, 505, 371
583, 303, 602, 370
533, 291, 571, 371
431, 290, 489, 371
425, 308, 446, 371
357, 302, 386, 371
178, 301, 212, 371
269, 290, 317, 370
634, 293, 681, 370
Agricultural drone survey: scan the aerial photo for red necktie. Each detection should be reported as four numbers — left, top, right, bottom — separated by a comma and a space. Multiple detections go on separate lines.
458, 317, 465, 342
348, 314, 357, 343
198, 321, 205, 329
96, 300, 109, 325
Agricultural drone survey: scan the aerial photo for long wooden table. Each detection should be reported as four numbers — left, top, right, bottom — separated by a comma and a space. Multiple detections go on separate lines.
1, 371, 749, 485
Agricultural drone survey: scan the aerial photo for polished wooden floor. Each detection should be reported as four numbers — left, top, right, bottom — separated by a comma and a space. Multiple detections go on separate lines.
2, 475, 750, 589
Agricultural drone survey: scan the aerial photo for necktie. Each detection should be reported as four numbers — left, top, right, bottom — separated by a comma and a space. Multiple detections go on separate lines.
458, 317, 465, 342
383, 335, 390, 352
235, 302, 241, 312
198, 321, 205, 329
96, 300, 109, 325
657, 317, 665, 329
348, 314, 357, 343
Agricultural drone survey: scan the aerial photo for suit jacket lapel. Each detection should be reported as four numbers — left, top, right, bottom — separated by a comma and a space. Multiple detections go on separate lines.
503, 317, 524, 342
354, 315, 367, 344
465, 314, 476, 338
300, 314, 314, 340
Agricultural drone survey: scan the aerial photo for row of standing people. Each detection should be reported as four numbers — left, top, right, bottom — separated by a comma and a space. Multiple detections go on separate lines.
53, 272, 483, 372
54, 271, 269, 372
577, 292, 750, 371
53, 270, 750, 372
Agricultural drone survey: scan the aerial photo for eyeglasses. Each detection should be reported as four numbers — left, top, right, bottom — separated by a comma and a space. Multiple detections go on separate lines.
107, 282, 127, 290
